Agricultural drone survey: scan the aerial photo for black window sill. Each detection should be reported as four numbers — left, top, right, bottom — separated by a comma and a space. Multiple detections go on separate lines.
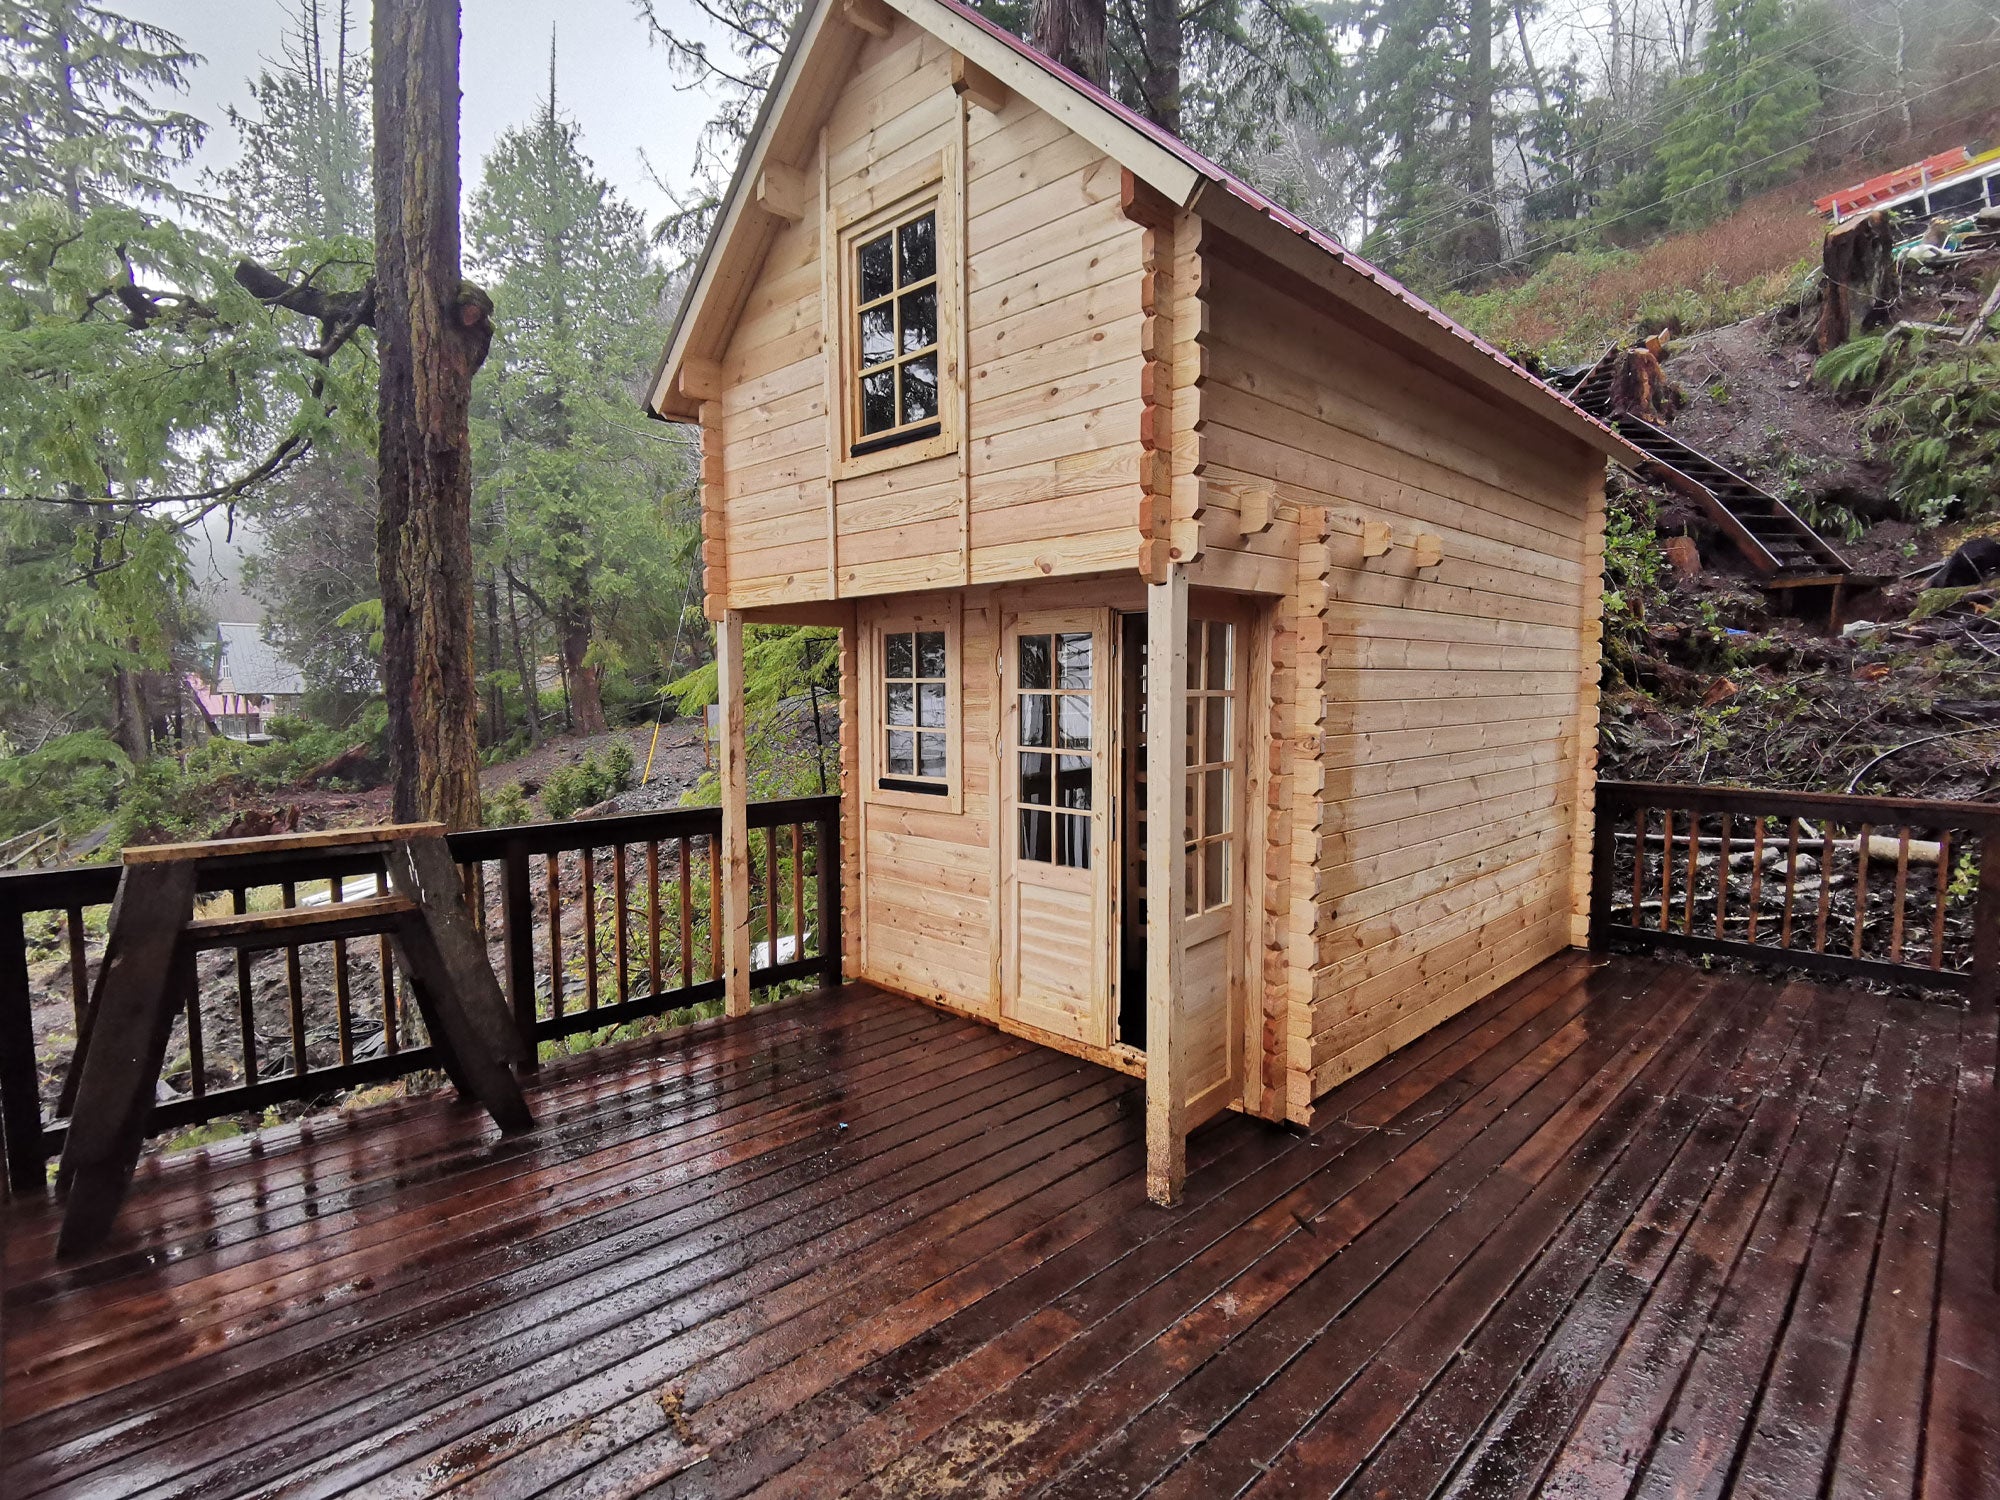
850, 421, 942, 459
878, 777, 949, 797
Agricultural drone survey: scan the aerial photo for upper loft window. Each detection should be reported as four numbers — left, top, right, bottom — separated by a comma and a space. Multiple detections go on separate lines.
850, 206, 941, 457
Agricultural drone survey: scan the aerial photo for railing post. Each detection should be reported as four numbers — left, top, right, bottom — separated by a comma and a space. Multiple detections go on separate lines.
501, 842, 539, 1070
0, 906, 48, 1195
1588, 796, 1618, 952
818, 808, 841, 989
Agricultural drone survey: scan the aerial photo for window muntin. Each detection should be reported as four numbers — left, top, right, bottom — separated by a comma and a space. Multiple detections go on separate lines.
881, 628, 949, 792
852, 207, 939, 453
1017, 632, 1094, 869
1184, 619, 1234, 914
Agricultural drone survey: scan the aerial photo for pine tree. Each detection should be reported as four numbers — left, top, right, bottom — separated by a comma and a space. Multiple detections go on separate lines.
469, 52, 690, 739
1657, 0, 1822, 225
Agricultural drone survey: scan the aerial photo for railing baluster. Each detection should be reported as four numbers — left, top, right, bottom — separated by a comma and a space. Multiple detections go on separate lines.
708, 835, 722, 981
501, 842, 536, 1055
1781, 819, 1801, 949
764, 825, 780, 975
1931, 829, 1952, 970
1889, 828, 1911, 963
581, 846, 599, 1013
330, 875, 354, 1066
1746, 817, 1764, 944
1851, 823, 1872, 960
1714, 814, 1731, 939
65, 904, 89, 1034
1659, 810, 1674, 933
613, 843, 630, 1006
792, 823, 805, 962
1629, 807, 1646, 931
818, 810, 841, 987
0, 906, 45, 1192
547, 852, 564, 1020
377, 867, 399, 1056
1813, 824, 1835, 953
1682, 811, 1699, 935
678, 838, 694, 991
282, 880, 307, 1078
233, 886, 258, 1086
647, 840, 661, 1001
183, 948, 205, 1099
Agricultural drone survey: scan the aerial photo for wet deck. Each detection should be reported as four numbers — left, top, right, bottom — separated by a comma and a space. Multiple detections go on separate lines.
3, 953, 1995, 1498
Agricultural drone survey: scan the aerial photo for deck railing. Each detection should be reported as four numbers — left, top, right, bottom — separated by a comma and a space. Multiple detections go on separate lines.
1591, 781, 2000, 996
0, 795, 839, 1195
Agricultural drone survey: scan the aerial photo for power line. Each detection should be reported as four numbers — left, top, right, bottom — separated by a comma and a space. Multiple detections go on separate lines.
1434, 60, 2000, 293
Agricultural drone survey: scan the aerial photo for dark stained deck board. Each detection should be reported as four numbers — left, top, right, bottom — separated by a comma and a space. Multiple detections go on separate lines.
1, 955, 1992, 1499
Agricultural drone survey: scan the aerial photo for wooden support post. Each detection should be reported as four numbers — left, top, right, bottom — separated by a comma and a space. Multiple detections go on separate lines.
818, 806, 842, 989
718, 611, 754, 1017
1145, 566, 1190, 1204
0, 906, 46, 1195
55, 862, 197, 1256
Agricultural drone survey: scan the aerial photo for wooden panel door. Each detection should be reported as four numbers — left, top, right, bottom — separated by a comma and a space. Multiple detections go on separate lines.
1001, 610, 1114, 1047
1177, 609, 1248, 1125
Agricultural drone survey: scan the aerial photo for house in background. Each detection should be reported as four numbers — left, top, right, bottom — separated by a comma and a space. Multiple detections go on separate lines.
649, 0, 1644, 1200
186, 621, 306, 743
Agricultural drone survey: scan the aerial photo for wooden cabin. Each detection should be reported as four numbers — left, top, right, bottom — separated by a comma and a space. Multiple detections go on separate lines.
647, 0, 1645, 1201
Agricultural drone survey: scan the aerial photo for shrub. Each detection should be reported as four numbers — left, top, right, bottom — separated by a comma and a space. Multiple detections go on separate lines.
1816, 332, 2000, 522
485, 781, 532, 827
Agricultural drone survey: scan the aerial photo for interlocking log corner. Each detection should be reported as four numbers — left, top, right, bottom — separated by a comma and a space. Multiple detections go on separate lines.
0, 796, 840, 1196
1590, 780, 2000, 1002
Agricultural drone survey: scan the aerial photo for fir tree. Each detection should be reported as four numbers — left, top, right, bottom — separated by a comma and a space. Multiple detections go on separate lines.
1657, 0, 1823, 225
469, 53, 693, 738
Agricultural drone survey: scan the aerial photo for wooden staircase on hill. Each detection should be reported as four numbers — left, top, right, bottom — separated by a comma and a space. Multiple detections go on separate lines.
1563, 348, 1854, 592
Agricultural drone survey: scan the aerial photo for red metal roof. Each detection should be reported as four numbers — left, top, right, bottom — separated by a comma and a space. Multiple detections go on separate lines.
1814, 149, 1975, 219
934, 0, 1631, 453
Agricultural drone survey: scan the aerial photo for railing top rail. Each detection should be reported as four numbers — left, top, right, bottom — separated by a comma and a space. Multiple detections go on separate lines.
1597, 780, 2000, 831
0, 796, 841, 913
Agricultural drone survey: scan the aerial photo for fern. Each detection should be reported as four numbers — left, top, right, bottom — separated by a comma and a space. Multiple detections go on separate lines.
1812, 334, 1895, 393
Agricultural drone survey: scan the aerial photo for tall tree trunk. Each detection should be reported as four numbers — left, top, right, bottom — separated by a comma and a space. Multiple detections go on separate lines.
559, 607, 608, 737
112, 662, 149, 764
1140, 0, 1181, 133
484, 572, 506, 743
1462, 0, 1504, 272
372, 0, 493, 828
1031, 0, 1107, 86
506, 577, 542, 748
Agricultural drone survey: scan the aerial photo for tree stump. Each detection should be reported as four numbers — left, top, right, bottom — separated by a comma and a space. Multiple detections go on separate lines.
1817, 211, 1898, 354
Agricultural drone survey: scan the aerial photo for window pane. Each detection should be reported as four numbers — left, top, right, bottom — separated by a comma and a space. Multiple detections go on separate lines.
1186, 616, 1202, 670
1057, 754, 1091, 810
859, 233, 893, 302
887, 683, 913, 726
861, 370, 894, 434
917, 631, 946, 678
1056, 632, 1092, 688
1058, 694, 1091, 749
898, 213, 935, 283
886, 729, 915, 775
1185, 778, 1197, 845
1018, 634, 1050, 689
1207, 622, 1233, 689
900, 286, 937, 353
859, 304, 894, 368
918, 731, 946, 778
900, 353, 938, 425
1203, 837, 1228, 907
1019, 693, 1050, 748
1184, 845, 1198, 915
918, 682, 946, 728
1056, 813, 1090, 869
1204, 768, 1229, 836
1185, 695, 1199, 765
1020, 808, 1051, 863
885, 632, 913, 680
1204, 693, 1230, 763
1019, 751, 1051, 805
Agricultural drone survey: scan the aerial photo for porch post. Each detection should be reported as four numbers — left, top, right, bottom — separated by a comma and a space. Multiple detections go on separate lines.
717, 610, 754, 1018
1145, 566, 1189, 1205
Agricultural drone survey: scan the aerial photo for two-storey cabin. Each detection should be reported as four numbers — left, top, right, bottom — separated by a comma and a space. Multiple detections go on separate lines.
648, 0, 1645, 1201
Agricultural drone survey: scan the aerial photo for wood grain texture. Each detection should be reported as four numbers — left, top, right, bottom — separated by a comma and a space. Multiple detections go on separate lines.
4, 956, 1985, 1500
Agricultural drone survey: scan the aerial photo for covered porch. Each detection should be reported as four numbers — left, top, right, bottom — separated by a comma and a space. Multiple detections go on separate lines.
4, 948, 1994, 1497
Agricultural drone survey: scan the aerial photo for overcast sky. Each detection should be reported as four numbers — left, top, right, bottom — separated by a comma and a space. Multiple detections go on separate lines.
123, 1, 732, 229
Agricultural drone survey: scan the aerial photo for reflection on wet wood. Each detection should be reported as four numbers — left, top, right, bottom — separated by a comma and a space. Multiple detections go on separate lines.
3, 953, 1988, 1497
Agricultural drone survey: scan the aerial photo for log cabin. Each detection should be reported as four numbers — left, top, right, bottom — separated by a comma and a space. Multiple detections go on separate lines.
647, 0, 1648, 1202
